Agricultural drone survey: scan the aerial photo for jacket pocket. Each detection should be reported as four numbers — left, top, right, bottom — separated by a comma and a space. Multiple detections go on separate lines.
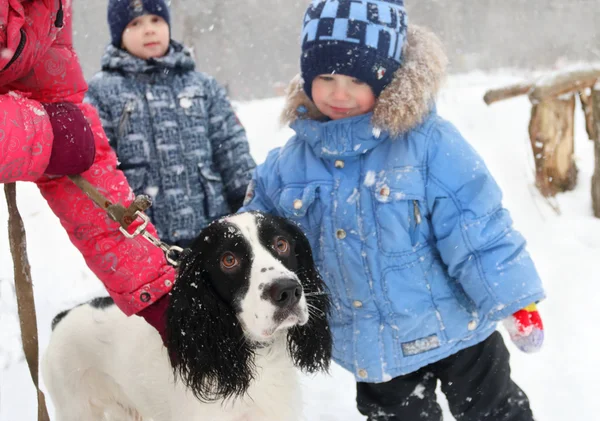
381, 263, 445, 362
114, 98, 151, 168
198, 164, 229, 219
371, 167, 428, 256
117, 100, 136, 138
277, 184, 324, 241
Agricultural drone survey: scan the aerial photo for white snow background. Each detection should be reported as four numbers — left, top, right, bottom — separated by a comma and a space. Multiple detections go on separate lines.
1, 71, 598, 420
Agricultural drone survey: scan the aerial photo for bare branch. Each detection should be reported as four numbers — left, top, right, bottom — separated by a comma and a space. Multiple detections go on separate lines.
529, 68, 600, 102
483, 83, 533, 105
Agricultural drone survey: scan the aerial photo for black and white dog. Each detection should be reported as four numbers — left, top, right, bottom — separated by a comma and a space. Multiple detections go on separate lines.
42, 212, 332, 421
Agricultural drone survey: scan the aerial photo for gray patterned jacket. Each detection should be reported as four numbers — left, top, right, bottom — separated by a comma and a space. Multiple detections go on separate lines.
85, 41, 256, 246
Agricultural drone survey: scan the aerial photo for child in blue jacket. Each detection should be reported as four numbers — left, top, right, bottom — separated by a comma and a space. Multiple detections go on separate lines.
241, 1, 545, 420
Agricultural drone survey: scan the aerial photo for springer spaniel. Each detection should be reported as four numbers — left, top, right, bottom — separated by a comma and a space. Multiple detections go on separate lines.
42, 212, 332, 421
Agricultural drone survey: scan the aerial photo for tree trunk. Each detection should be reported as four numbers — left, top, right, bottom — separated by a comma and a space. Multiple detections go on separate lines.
528, 95, 577, 197
579, 89, 596, 141
591, 87, 600, 217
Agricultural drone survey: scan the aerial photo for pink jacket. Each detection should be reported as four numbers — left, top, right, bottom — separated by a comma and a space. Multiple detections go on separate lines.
0, 0, 175, 315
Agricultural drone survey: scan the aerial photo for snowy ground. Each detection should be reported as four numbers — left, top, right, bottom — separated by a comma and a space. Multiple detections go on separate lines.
1, 71, 599, 420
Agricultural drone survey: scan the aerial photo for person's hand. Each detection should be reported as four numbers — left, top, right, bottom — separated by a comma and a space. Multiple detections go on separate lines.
42, 102, 96, 176
503, 303, 544, 353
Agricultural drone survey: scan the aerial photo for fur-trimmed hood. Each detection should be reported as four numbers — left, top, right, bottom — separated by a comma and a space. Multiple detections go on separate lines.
281, 25, 447, 137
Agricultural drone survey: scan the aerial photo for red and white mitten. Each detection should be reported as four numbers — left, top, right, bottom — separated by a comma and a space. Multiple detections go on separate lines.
503, 303, 544, 353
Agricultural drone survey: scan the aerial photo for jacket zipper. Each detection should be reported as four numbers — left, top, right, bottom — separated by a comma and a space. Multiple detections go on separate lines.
55, 0, 64, 27
410, 200, 422, 246
2, 29, 26, 71
2, 0, 62, 72
118, 101, 135, 138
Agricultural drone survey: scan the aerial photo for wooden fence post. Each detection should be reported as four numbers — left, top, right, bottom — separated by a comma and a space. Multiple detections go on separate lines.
528, 95, 577, 197
579, 89, 597, 141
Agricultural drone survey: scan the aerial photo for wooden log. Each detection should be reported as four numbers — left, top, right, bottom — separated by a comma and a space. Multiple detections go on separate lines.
528, 95, 578, 197
591, 86, 600, 217
483, 83, 532, 105
529, 68, 600, 102
579, 89, 597, 141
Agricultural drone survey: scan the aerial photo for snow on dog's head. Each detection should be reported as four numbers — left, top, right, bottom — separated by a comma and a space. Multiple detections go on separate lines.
167, 211, 331, 401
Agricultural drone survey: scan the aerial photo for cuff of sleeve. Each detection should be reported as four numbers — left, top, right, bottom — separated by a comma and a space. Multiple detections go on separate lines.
110, 269, 176, 316
488, 292, 546, 321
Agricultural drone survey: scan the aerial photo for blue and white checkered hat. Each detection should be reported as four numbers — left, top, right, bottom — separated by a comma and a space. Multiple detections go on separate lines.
301, 0, 408, 99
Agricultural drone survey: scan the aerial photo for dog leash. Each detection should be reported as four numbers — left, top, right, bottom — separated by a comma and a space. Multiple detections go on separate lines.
3, 176, 183, 420
4, 183, 51, 421
67, 174, 184, 267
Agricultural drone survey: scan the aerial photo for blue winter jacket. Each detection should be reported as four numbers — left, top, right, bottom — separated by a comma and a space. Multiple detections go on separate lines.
242, 27, 545, 382
85, 41, 256, 245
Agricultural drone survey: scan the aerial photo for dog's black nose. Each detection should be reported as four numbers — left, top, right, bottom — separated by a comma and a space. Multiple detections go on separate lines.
268, 278, 302, 308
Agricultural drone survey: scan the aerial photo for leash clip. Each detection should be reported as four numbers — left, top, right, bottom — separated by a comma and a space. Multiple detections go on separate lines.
119, 211, 184, 267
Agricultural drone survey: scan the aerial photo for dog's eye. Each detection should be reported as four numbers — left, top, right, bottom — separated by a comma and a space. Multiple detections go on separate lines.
220, 252, 239, 270
274, 237, 290, 255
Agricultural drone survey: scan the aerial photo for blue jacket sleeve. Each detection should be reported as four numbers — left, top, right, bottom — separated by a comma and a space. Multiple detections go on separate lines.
425, 119, 545, 321
204, 76, 256, 211
239, 147, 283, 214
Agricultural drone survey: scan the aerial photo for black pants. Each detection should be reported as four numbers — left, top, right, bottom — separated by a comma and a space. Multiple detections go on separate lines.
356, 332, 534, 421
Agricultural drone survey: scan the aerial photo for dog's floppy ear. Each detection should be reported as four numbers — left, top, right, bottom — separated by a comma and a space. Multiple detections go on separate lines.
166, 247, 256, 402
282, 219, 332, 373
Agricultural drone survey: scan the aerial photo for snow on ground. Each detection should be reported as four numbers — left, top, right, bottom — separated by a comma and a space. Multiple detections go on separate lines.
1, 71, 598, 420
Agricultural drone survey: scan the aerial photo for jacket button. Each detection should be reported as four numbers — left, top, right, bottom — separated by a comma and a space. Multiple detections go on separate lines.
353, 300, 363, 308
140, 292, 151, 303
380, 186, 390, 197
358, 369, 368, 379
293, 199, 303, 210
334, 160, 345, 169
468, 320, 478, 331
179, 97, 193, 109
164, 280, 172, 287
336, 229, 347, 239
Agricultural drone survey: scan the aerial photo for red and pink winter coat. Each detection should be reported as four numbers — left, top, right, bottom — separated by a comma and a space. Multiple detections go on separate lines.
0, 0, 175, 315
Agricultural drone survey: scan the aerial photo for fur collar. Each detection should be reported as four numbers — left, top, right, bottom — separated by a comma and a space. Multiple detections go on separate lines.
101, 41, 195, 74
281, 25, 448, 137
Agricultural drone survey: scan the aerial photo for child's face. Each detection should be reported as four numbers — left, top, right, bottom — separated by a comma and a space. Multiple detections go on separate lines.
121, 14, 169, 60
311, 74, 376, 120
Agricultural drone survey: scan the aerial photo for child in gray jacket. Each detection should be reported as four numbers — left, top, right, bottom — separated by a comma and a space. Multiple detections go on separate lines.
85, 0, 255, 248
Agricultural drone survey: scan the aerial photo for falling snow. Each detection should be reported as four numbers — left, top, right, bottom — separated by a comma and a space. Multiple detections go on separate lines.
1, 72, 599, 421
